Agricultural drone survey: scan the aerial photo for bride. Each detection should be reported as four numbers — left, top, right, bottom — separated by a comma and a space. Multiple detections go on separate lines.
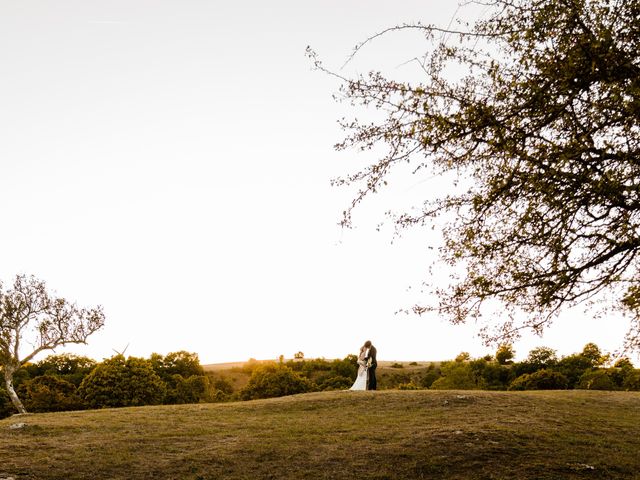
349, 344, 369, 391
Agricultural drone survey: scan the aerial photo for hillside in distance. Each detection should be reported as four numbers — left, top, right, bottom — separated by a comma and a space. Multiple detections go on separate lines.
2, 390, 639, 479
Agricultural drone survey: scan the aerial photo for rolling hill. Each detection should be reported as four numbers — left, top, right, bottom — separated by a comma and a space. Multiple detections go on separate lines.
1, 390, 638, 479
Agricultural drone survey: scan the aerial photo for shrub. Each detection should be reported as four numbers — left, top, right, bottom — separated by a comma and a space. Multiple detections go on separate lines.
614, 358, 634, 370
169, 374, 204, 404
556, 354, 594, 388
315, 374, 353, 391
79, 355, 167, 408
430, 361, 477, 390
30, 354, 97, 386
397, 382, 421, 390
455, 352, 471, 362
576, 370, 617, 391
150, 351, 204, 386
512, 347, 558, 377
391, 363, 404, 369
239, 364, 314, 400
470, 359, 512, 390
329, 356, 358, 380
419, 369, 442, 389
622, 370, 640, 391
19, 375, 85, 412
509, 369, 569, 391
0, 386, 15, 419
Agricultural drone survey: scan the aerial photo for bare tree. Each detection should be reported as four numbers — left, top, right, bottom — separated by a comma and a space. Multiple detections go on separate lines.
0, 274, 105, 414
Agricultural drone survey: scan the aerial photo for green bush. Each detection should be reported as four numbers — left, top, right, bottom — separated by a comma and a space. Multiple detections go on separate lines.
329, 356, 358, 380
0, 386, 15, 419
239, 364, 314, 400
19, 375, 85, 412
419, 369, 442, 389
622, 370, 640, 391
79, 355, 167, 408
315, 374, 353, 391
29, 354, 97, 386
150, 351, 204, 383
430, 361, 478, 390
469, 359, 512, 390
512, 347, 558, 377
509, 369, 569, 390
556, 354, 594, 388
576, 370, 617, 391
397, 382, 421, 390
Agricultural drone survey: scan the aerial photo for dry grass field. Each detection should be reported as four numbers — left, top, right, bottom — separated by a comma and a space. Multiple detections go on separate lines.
1, 390, 639, 480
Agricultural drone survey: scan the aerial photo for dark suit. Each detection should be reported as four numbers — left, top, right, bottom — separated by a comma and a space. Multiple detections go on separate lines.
365, 345, 377, 390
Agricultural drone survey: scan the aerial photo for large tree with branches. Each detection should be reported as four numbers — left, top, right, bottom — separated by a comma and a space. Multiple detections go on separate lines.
310, 0, 640, 351
0, 274, 105, 414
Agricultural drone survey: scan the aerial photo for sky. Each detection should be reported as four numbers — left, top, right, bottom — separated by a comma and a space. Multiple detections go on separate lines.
1, 0, 636, 365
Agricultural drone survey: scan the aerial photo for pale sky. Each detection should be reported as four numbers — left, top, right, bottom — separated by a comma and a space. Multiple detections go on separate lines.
1, 1, 636, 365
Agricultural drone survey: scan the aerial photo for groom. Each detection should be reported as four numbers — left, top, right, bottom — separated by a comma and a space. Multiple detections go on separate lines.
364, 340, 377, 390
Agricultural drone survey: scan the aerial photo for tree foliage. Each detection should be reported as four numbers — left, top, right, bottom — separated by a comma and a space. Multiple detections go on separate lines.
28, 354, 97, 386
239, 364, 314, 400
78, 355, 166, 408
509, 369, 569, 390
312, 0, 640, 351
495, 344, 515, 365
0, 274, 105, 413
18, 374, 85, 413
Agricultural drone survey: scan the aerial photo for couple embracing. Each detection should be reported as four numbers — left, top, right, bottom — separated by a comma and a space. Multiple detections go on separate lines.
349, 340, 377, 391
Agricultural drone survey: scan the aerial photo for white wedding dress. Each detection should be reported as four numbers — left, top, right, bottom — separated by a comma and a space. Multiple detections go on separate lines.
349, 351, 368, 391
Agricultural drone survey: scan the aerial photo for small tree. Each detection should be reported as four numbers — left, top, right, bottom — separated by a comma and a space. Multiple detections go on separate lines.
79, 355, 166, 408
581, 342, 609, 367
509, 369, 569, 391
18, 375, 85, 412
0, 274, 105, 414
30, 353, 97, 386
430, 360, 477, 390
495, 344, 515, 365
239, 364, 314, 400
576, 369, 617, 391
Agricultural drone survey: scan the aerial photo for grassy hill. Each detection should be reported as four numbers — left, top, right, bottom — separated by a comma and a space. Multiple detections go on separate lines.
1, 390, 639, 479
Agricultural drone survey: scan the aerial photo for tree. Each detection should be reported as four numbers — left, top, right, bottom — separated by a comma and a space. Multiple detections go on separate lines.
455, 352, 471, 363
150, 351, 204, 382
576, 369, 617, 390
29, 353, 97, 386
0, 274, 105, 414
526, 347, 559, 368
311, 0, 640, 351
78, 355, 166, 408
580, 342, 609, 366
495, 344, 515, 365
430, 360, 477, 389
509, 369, 569, 391
18, 375, 85, 412
239, 364, 314, 400
556, 353, 595, 388
513, 346, 559, 377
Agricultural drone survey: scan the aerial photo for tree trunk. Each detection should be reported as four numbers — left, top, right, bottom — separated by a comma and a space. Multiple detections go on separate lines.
4, 366, 27, 414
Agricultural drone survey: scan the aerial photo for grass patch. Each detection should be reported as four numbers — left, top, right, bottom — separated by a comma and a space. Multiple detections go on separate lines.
1, 390, 638, 479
